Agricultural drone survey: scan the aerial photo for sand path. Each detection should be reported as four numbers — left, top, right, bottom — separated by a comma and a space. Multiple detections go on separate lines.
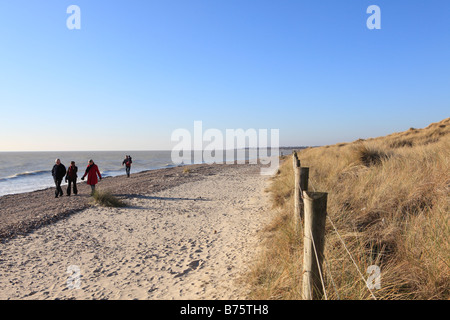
0, 165, 273, 300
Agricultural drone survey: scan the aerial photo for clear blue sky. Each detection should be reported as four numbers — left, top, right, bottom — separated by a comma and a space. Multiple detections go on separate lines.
0, 0, 449, 151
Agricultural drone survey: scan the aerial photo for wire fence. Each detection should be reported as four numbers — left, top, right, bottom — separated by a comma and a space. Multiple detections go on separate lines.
293, 151, 378, 300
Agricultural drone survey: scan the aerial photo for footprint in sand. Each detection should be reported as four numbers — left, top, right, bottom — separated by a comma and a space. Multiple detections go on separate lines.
174, 259, 203, 278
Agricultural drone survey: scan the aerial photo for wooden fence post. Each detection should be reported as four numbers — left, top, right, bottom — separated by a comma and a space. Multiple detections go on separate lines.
300, 167, 309, 194
299, 167, 309, 221
302, 191, 328, 300
293, 153, 301, 227
292, 151, 299, 169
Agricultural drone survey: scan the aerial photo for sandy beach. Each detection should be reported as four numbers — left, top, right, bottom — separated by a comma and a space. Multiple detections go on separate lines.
0, 163, 274, 300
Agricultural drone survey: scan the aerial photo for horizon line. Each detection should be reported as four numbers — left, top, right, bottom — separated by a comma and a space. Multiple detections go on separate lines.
0, 146, 311, 153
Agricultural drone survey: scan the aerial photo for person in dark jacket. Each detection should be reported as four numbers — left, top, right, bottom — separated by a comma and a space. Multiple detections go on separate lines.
122, 155, 132, 178
65, 161, 78, 196
81, 159, 102, 195
52, 158, 66, 198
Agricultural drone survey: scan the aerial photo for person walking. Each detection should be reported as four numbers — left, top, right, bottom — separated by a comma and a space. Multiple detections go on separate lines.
81, 159, 102, 195
122, 155, 132, 178
52, 159, 66, 198
65, 161, 78, 196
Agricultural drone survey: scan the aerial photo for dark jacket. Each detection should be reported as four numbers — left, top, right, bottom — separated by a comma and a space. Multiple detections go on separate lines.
122, 157, 132, 167
52, 163, 67, 181
66, 165, 78, 181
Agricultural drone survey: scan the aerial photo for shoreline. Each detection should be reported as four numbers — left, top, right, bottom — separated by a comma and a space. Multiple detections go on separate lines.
0, 163, 229, 242
0, 162, 274, 299
0, 161, 271, 242
0, 154, 273, 198
0, 164, 180, 198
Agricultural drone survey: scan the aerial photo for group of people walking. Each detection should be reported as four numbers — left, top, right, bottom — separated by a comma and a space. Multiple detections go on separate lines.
52, 155, 132, 198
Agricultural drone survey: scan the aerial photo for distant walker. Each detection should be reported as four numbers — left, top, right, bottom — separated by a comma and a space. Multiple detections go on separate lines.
122, 155, 132, 178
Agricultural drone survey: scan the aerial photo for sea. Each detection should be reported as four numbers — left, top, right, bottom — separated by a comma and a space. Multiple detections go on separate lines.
0, 151, 177, 197
0, 148, 296, 197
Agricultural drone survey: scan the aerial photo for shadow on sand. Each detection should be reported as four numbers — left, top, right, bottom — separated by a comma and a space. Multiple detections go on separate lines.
116, 193, 211, 202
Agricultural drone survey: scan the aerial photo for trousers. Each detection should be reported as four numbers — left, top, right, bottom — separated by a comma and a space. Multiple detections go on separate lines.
54, 178, 63, 197
67, 178, 77, 196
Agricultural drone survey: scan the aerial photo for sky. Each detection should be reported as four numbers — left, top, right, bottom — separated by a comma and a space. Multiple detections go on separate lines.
0, 0, 449, 151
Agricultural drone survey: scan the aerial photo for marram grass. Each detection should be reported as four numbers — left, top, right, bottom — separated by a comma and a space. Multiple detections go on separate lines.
91, 190, 127, 208
247, 118, 449, 300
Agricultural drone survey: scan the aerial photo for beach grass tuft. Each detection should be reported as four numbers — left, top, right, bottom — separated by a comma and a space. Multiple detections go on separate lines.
91, 190, 127, 208
351, 143, 390, 167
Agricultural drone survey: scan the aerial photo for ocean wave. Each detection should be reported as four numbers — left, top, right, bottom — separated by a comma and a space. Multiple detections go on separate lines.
163, 163, 175, 167
0, 170, 50, 182
100, 170, 123, 177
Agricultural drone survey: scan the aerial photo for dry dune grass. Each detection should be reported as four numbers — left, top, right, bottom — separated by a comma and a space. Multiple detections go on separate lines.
248, 118, 449, 300
91, 190, 127, 208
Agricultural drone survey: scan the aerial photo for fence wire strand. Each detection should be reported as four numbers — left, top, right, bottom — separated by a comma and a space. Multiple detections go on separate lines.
323, 257, 340, 300
294, 154, 375, 300
309, 229, 328, 300
327, 215, 378, 300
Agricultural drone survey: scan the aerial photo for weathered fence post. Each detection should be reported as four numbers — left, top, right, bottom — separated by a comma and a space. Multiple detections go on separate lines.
300, 167, 309, 194
298, 167, 309, 221
302, 191, 328, 300
293, 152, 301, 226
292, 151, 300, 170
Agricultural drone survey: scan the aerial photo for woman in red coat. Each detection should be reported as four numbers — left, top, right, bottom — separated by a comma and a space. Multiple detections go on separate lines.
81, 159, 102, 195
